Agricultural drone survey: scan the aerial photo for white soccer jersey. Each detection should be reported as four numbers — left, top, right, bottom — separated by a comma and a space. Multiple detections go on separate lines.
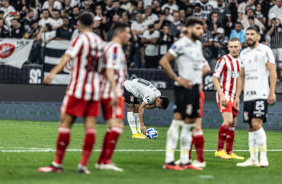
213, 54, 241, 103
65, 31, 105, 101
124, 78, 161, 105
169, 36, 204, 85
240, 44, 275, 101
100, 41, 127, 99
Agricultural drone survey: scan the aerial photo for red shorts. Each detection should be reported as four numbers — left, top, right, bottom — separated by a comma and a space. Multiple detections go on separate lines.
101, 96, 125, 120
217, 101, 238, 117
61, 95, 100, 117
198, 90, 205, 117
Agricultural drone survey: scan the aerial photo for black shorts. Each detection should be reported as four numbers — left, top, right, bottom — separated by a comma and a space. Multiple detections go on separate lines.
174, 85, 200, 119
243, 99, 268, 124
124, 88, 139, 105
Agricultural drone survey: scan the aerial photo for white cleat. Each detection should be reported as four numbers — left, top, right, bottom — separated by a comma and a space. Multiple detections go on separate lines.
77, 165, 90, 174
192, 160, 206, 168
175, 159, 192, 165
100, 163, 124, 172
95, 163, 100, 169
259, 157, 269, 167
236, 158, 260, 167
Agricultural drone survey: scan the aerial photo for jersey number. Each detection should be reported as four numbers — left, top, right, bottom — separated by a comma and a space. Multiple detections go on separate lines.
255, 101, 265, 111
137, 79, 150, 86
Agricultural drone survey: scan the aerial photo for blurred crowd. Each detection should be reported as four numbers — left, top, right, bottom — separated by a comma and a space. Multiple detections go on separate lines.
0, 0, 281, 77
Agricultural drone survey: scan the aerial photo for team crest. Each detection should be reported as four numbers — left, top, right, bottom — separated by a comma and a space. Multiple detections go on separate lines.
130, 96, 134, 102
186, 104, 193, 116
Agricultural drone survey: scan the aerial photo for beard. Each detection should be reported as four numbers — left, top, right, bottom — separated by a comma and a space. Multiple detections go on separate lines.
191, 31, 201, 41
247, 39, 256, 47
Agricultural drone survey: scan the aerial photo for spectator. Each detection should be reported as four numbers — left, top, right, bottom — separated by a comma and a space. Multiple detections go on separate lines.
214, 27, 228, 59
143, 6, 159, 27
42, 0, 62, 10
158, 25, 174, 59
142, 24, 160, 68
152, 0, 162, 15
28, 0, 40, 21
267, 13, 282, 78
129, 1, 139, 21
244, 16, 264, 33
93, 16, 104, 39
226, 0, 239, 25
37, 23, 56, 46
81, 0, 93, 13
199, 0, 214, 18
50, 9, 63, 30
105, 14, 120, 41
169, 11, 184, 39
237, 0, 255, 20
137, 0, 145, 14
107, 0, 125, 20
207, 12, 221, 36
161, 0, 179, 13
230, 22, 246, 45
121, 0, 131, 11
25, 10, 35, 28
154, 11, 171, 30
179, 9, 186, 23
180, 0, 194, 10
164, 7, 174, 22
213, 0, 232, 28
38, 9, 53, 28
104, 0, 114, 14
241, 9, 265, 32
62, 0, 72, 16
131, 12, 147, 36
56, 17, 73, 40
10, 18, 25, 38
193, 3, 208, 21
69, 0, 80, 8
95, 5, 106, 25
120, 11, 131, 26
268, 0, 282, 26
201, 23, 214, 62
70, 6, 80, 29
0, 0, 16, 27
255, 3, 266, 25
28, 20, 42, 64
0, 18, 9, 38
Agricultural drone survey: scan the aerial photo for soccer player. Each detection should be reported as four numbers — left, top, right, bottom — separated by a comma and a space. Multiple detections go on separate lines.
124, 78, 170, 138
235, 25, 277, 167
38, 12, 104, 174
213, 38, 245, 160
96, 22, 131, 172
159, 16, 205, 170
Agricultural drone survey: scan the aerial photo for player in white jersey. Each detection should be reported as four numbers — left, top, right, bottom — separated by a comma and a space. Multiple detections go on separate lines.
213, 38, 244, 160
38, 13, 104, 174
235, 25, 277, 167
124, 78, 169, 139
96, 22, 131, 172
159, 17, 205, 171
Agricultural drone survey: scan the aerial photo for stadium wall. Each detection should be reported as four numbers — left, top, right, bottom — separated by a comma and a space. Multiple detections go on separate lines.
0, 84, 282, 130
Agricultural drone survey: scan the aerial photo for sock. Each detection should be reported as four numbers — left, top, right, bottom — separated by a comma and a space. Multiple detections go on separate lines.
97, 128, 110, 164
54, 127, 70, 165
134, 113, 141, 133
249, 131, 258, 162
226, 126, 235, 155
256, 127, 267, 159
192, 130, 205, 162
217, 123, 229, 151
180, 124, 194, 164
165, 120, 183, 163
102, 127, 123, 164
189, 141, 193, 161
79, 128, 96, 167
127, 112, 137, 134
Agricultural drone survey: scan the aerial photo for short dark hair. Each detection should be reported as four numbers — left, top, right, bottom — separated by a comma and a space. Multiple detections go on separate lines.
229, 37, 240, 43
111, 22, 129, 36
246, 25, 260, 34
160, 96, 169, 109
185, 16, 205, 27
235, 21, 242, 26
248, 16, 255, 20
78, 12, 94, 27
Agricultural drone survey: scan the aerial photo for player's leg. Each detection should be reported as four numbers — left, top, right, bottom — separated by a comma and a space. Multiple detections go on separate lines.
134, 102, 146, 138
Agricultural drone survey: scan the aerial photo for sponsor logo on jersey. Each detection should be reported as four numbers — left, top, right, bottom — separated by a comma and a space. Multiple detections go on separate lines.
246, 91, 257, 96
231, 71, 239, 78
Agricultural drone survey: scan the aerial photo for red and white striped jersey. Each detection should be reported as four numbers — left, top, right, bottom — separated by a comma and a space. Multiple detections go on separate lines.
65, 31, 105, 101
100, 41, 127, 99
213, 54, 241, 103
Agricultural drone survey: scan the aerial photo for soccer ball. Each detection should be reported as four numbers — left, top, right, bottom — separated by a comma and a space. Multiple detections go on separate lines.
146, 128, 158, 139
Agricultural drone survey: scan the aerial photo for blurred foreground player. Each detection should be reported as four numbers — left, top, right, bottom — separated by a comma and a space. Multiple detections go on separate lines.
96, 22, 131, 172
160, 16, 205, 171
38, 12, 104, 174
235, 25, 277, 167
213, 38, 244, 160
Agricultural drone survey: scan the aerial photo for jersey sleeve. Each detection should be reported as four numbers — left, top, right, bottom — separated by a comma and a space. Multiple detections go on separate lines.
264, 46, 275, 64
105, 45, 120, 69
143, 94, 154, 105
168, 40, 183, 58
213, 57, 226, 78
65, 36, 83, 58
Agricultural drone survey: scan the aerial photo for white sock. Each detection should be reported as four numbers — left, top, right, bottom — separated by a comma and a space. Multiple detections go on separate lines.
180, 123, 194, 164
127, 112, 137, 134
165, 120, 184, 163
256, 127, 267, 159
134, 113, 141, 133
249, 131, 258, 162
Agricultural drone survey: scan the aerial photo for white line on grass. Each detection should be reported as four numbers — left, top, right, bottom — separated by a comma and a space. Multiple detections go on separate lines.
1, 149, 282, 153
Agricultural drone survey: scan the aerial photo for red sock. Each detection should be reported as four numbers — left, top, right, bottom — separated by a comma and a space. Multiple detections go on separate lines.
102, 127, 123, 164
54, 127, 70, 165
226, 126, 235, 155
217, 124, 229, 151
189, 141, 193, 161
193, 130, 205, 162
97, 128, 110, 164
79, 129, 96, 167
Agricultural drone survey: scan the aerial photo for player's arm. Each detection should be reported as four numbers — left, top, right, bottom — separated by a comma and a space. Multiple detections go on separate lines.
213, 76, 228, 107
202, 63, 211, 78
44, 53, 71, 84
105, 68, 118, 106
144, 104, 157, 109
159, 52, 192, 89
138, 101, 147, 134
234, 67, 245, 110
266, 62, 277, 105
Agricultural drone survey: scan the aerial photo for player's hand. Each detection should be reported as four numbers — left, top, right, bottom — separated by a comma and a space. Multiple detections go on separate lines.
220, 94, 228, 108
176, 77, 192, 89
110, 91, 119, 107
43, 73, 55, 84
267, 92, 276, 106
234, 97, 240, 110
141, 124, 147, 135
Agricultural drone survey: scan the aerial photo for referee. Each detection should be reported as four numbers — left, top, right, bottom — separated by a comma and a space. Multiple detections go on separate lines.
160, 16, 205, 170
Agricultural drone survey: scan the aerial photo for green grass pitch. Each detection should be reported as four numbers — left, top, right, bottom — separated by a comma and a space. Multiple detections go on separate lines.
0, 120, 282, 184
